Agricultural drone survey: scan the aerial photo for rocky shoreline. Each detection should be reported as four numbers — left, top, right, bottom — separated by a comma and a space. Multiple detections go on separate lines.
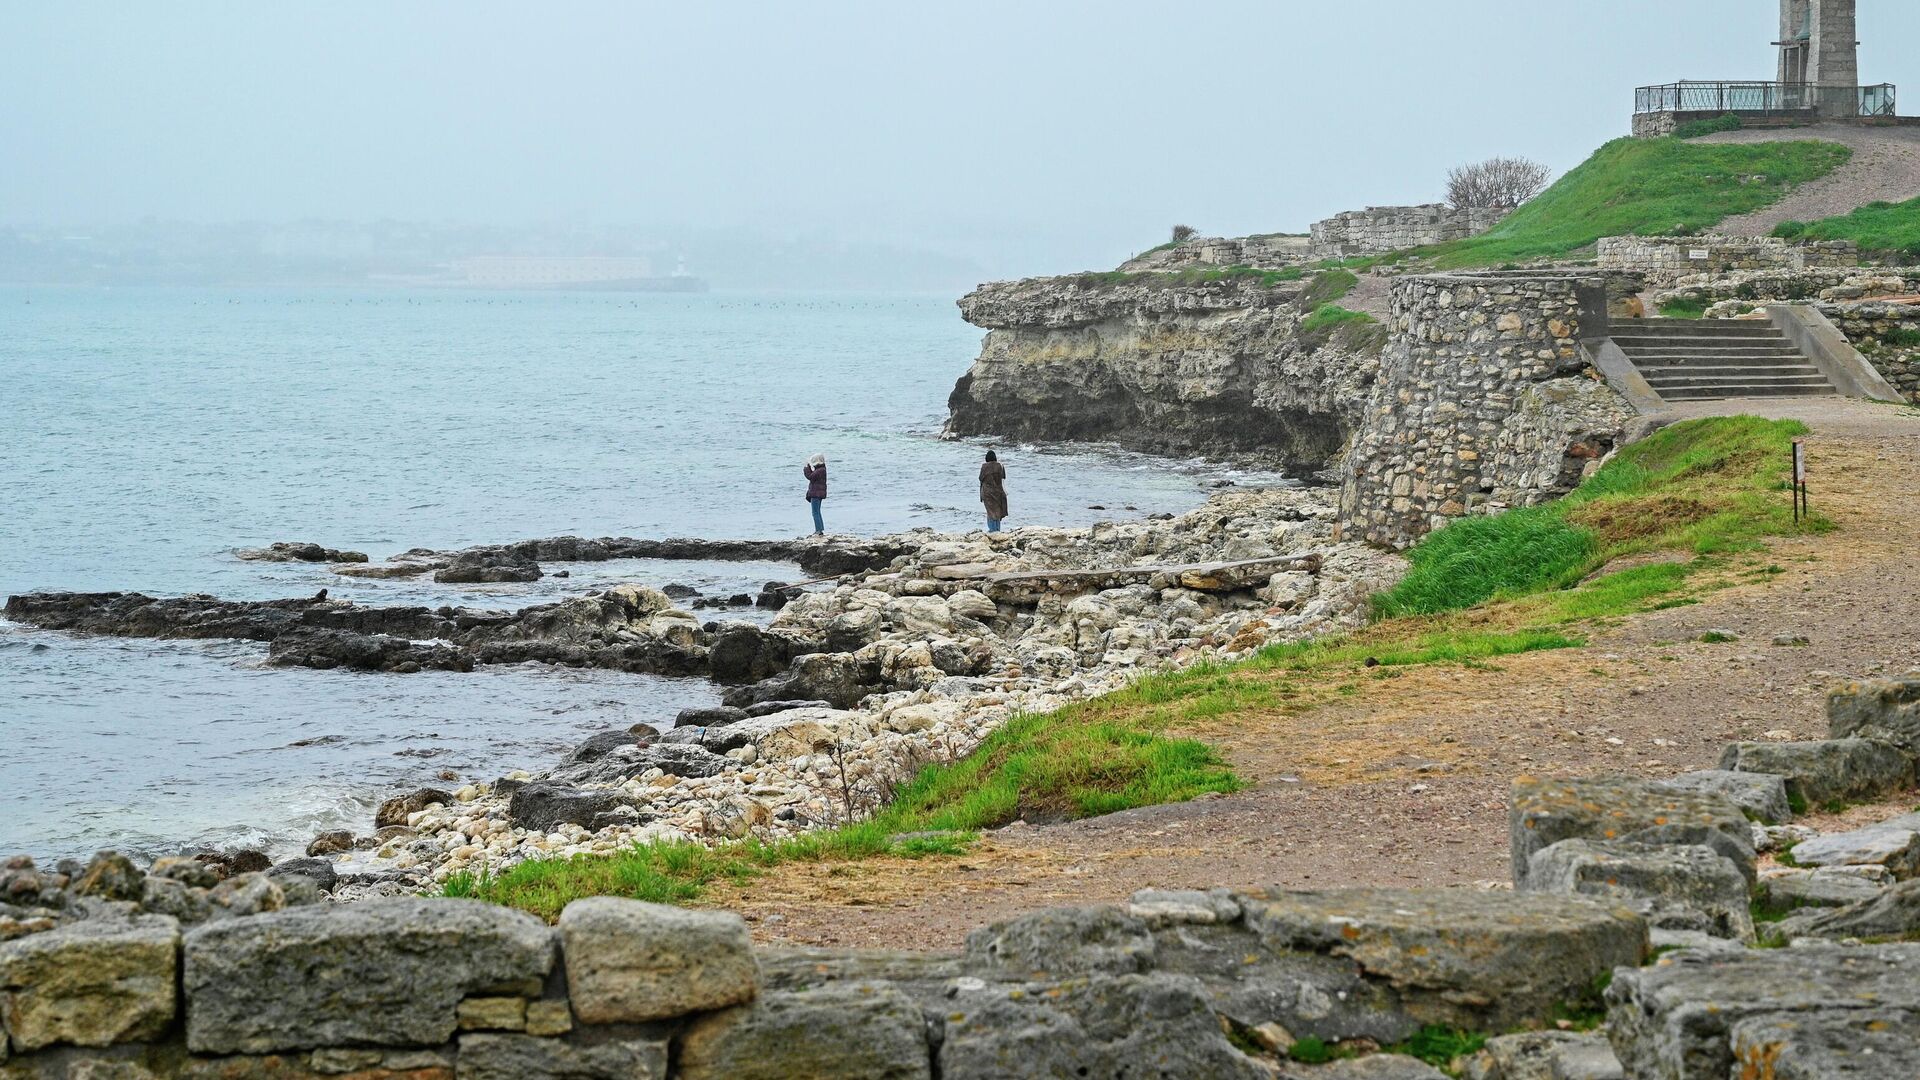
4, 484, 1404, 893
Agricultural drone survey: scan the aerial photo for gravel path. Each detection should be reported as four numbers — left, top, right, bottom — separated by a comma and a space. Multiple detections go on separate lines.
717, 397, 1920, 950
1701, 124, 1920, 236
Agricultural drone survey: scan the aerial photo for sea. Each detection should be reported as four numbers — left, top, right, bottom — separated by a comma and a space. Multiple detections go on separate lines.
0, 286, 1257, 864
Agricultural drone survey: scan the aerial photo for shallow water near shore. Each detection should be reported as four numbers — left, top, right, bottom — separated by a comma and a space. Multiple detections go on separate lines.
1, 286, 1256, 862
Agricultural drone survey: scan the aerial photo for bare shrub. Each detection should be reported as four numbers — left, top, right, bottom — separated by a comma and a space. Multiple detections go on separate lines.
1446, 157, 1552, 210
1170, 224, 1198, 243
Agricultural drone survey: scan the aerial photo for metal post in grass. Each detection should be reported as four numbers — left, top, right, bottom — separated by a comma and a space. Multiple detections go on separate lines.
1791, 438, 1808, 524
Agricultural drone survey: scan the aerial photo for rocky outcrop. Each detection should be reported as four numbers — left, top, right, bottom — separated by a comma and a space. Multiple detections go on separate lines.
947, 272, 1382, 471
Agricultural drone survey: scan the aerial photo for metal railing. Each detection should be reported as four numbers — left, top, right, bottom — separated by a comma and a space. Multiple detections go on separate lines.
1633, 81, 1896, 118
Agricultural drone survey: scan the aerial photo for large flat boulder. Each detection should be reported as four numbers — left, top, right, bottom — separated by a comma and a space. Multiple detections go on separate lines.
1508, 776, 1754, 888
1461, 1030, 1621, 1080
1652, 769, 1793, 825
1522, 839, 1753, 941
1241, 888, 1646, 1032
677, 983, 931, 1080
1757, 869, 1887, 915
938, 973, 1268, 1080
0, 914, 178, 1052
1728, 1008, 1920, 1078
1767, 879, 1920, 943
1605, 944, 1920, 1079
1717, 738, 1915, 807
1828, 675, 1920, 754
1786, 812, 1920, 879
183, 899, 554, 1053
455, 1032, 668, 1080
557, 898, 758, 1024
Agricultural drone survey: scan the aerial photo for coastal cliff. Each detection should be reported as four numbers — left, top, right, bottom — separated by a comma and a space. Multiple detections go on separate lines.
946, 272, 1384, 473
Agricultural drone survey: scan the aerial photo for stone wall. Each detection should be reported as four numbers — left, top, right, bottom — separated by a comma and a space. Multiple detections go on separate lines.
1598, 235, 1858, 279
1308, 204, 1509, 259
1818, 300, 1920, 399
1119, 233, 1311, 271
1339, 271, 1636, 549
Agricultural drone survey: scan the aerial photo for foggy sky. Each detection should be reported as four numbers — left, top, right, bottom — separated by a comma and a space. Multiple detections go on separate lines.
6, 0, 1918, 276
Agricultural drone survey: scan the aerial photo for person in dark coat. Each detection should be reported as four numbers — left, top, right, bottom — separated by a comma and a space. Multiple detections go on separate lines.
803, 454, 827, 535
979, 450, 1009, 532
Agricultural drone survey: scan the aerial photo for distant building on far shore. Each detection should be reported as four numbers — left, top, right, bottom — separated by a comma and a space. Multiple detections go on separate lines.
450, 255, 706, 291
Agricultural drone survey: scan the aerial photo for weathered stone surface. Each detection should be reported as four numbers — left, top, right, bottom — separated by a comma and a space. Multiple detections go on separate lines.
375, 790, 454, 829
1280, 1055, 1450, 1079
1243, 888, 1646, 1031
432, 550, 541, 584
1652, 769, 1793, 825
1508, 776, 1754, 888
1757, 869, 1887, 914
453, 1033, 667, 1080
263, 860, 334, 896
0, 915, 177, 1051
72, 854, 145, 903
505, 784, 639, 834
964, 905, 1154, 978
1605, 943, 1920, 1079
1523, 839, 1753, 940
677, 983, 929, 1080
1786, 812, 1920, 878
556, 898, 756, 1024
1727, 1008, 1920, 1079
1717, 737, 1915, 806
939, 973, 1267, 1080
183, 899, 553, 1053
453, 997, 524, 1032
1767, 879, 1920, 943
1462, 1031, 1621, 1080
237, 542, 368, 564
1828, 675, 1920, 754
520, 1001, 570, 1038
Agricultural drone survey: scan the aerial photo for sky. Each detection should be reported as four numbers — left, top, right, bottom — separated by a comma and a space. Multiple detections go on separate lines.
5, 0, 1919, 276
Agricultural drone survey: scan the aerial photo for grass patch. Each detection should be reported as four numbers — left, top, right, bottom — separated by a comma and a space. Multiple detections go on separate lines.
1658, 298, 1708, 319
1387, 1025, 1490, 1068
1673, 112, 1745, 139
1773, 194, 1920, 260
1300, 303, 1375, 336
1372, 415, 1823, 619
1410, 137, 1850, 269
1302, 268, 1359, 307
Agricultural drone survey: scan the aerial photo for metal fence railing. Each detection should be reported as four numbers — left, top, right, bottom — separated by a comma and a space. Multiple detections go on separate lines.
1633, 81, 1896, 118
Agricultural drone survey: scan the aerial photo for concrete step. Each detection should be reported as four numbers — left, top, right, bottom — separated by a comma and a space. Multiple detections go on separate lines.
1619, 319, 1785, 334
1638, 368, 1826, 383
1612, 339, 1796, 354
1618, 350, 1806, 363
1641, 377, 1834, 392
1656, 384, 1839, 401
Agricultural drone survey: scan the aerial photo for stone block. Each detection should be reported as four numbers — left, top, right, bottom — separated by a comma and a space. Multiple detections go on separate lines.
1786, 812, 1920, 878
964, 905, 1154, 978
556, 898, 756, 1024
521, 1001, 571, 1038
1828, 675, 1920, 754
1652, 769, 1793, 824
1717, 737, 1915, 807
1523, 839, 1752, 940
454, 1033, 667, 1080
1767, 879, 1920, 943
453, 997, 524, 1032
1279, 1055, 1450, 1078
939, 973, 1267, 1080
1757, 869, 1886, 915
1727, 1008, 1920, 1078
1508, 776, 1754, 888
1242, 888, 1646, 1031
173, 1047, 454, 1078
0, 914, 178, 1052
183, 899, 554, 1054
677, 983, 930, 1080
1605, 943, 1920, 1078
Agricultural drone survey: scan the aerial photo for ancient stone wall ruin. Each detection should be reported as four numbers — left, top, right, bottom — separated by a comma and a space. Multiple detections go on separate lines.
1819, 299, 1920, 399
1308, 204, 1509, 260
1339, 271, 1635, 549
1119, 233, 1311, 271
1597, 235, 1858, 280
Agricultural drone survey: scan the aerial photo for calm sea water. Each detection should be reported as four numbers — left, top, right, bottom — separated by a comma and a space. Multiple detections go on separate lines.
0, 286, 1235, 862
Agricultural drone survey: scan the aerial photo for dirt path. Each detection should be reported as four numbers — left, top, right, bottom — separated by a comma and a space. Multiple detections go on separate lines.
1701, 124, 1920, 236
714, 397, 1920, 949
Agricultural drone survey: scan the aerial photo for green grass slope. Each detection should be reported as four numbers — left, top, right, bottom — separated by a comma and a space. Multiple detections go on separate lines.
1776, 196, 1920, 259
1419, 137, 1851, 268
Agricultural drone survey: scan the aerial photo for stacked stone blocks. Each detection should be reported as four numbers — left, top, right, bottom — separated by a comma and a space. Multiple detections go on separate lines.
1597, 235, 1858, 279
1308, 204, 1510, 260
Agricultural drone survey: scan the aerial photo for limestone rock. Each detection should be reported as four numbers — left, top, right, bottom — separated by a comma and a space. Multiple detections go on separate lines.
1727, 1008, 1920, 1078
1757, 869, 1886, 915
557, 897, 757, 1024
1828, 675, 1920, 754
677, 982, 931, 1080
72, 853, 145, 903
1243, 887, 1646, 1031
1786, 812, 1920, 878
1461, 1030, 1621, 1080
183, 899, 554, 1053
236, 542, 368, 563
1767, 879, 1920, 943
1652, 769, 1793, 825
506, 783, 641, 834
433, 549, 542, 584
1522, 839, 1753, 940
1605, 943, 1920, 1079
1280, 1056, 1451, 1079
1508, 776, 1754, 888
1717, 737, 1915, 807
455, 1032, 668, 1080
375, 788, 455, 829
939, 973, 1268, 1080
263, 858, 336, 895
964, 905, 1155, 978
0, 914, 178, 1051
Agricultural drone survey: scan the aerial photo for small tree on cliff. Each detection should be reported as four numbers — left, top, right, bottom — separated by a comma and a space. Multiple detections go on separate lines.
1170, 224, 1198, 243
1446, 157, 1552, 210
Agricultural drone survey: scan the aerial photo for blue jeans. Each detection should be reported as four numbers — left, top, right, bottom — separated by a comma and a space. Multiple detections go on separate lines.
808, 498, 824, 534
986, 517, 1001, 533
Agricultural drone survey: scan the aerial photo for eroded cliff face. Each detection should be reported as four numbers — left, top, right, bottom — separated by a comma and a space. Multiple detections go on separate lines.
946, 275, 1381, 474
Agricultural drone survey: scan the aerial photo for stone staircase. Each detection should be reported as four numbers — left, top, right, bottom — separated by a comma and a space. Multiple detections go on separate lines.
1607, 318, 1838, 402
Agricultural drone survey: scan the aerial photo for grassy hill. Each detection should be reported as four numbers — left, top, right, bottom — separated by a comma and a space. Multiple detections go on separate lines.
1407, 137, 1851, 269
1776, 196, 1920, 259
